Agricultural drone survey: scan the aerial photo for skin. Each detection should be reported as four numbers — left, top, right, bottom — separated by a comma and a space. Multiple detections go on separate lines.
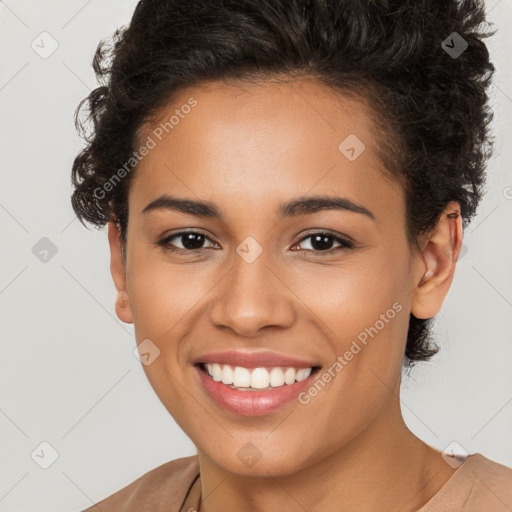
107, 78, 463, 512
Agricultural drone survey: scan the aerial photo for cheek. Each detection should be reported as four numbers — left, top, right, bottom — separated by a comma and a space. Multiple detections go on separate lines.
125, 251, 210, 423
127, 245, 215, 335
305, 244, 411, 394
293, 266, 409, 449
303, 247, 409, 341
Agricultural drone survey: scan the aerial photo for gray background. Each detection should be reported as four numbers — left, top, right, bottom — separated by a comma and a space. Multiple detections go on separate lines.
0, 1, 511, 510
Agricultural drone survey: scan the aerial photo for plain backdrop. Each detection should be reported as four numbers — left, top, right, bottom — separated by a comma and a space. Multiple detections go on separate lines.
1, 1, 511, 511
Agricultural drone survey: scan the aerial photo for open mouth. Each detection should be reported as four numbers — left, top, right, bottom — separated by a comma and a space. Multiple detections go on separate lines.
196, 362, 322, 391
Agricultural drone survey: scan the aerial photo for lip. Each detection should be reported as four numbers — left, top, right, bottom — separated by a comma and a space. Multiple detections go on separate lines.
194, 364, 320, 416
192, 350, 319, 369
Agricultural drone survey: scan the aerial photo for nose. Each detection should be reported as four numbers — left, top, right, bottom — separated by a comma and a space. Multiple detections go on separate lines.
208, 250, 296, 337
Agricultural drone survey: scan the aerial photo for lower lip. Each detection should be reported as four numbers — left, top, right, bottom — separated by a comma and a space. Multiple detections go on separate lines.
195, 365, 319, 417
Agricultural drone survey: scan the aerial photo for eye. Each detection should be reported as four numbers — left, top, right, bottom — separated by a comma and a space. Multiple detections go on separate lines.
156, 230, 354, 256
290, 231, 354, 255
156, 231, 219, 253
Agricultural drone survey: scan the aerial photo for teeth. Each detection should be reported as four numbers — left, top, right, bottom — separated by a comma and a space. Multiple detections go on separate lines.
221, 364, 234, 385
295, 368, 312, 382
269, 367, 285, 387
233, 366, 251, 387
284, 367, 296, 385
250, 368, 270, 389
205, 364, 313, 389
211, 363, 222, 381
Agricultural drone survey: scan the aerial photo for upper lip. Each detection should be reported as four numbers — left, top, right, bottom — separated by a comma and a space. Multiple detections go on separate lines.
193, 351, 320, 369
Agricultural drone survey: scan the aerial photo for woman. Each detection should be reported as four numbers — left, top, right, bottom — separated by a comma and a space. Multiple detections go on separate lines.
71, 0, 511, 510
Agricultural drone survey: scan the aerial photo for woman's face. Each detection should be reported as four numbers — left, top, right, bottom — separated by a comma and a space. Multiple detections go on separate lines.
109, 79, 434, 476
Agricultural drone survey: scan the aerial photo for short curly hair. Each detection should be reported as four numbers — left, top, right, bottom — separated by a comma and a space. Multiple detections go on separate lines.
70, 0, 495, 364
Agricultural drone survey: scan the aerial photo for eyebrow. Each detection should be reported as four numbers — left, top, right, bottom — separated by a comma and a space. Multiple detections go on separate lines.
142, 194, 375, 221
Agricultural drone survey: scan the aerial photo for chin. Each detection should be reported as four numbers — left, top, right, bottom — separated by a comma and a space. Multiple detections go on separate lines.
202, 443, 318, 478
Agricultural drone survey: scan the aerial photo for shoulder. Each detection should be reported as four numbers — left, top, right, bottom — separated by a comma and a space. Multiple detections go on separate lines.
79, 455, 199, 512
421, 453, 512, 512
464, 453, 512, 509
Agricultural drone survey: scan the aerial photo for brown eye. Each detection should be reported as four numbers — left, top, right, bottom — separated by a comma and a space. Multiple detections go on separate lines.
291, 232, 354, 254
157, 231, 218, 253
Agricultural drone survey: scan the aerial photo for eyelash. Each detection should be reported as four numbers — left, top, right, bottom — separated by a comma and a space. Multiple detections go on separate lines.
156, 230, 355, 256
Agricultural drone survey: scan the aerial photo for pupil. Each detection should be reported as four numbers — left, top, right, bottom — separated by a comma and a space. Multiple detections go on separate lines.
311, 234, 333, 251
182, 233, 205, 250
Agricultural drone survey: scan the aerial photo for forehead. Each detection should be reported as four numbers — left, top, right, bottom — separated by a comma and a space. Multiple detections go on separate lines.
130, 78, 403, 222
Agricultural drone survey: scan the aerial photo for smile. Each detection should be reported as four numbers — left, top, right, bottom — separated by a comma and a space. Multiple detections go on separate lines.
195, 363, 321, 416
202, 362, 315, 390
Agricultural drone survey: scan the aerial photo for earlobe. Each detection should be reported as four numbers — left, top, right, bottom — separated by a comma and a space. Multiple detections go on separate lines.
107, 222, 133, 324
411, 202, 463, 320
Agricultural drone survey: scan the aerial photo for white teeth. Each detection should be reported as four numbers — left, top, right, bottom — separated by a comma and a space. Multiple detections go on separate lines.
221, 364, 234, 385
204, 363, 314, 389
233, 366, 251, 387
250, 368, 270, 389
295, 368, 312, 382
284, 367, 296, 385
211, 363, 222, 382
269, 367, 285, 387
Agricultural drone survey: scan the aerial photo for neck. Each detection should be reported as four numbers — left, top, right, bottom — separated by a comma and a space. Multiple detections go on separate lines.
195, 401, 455, 512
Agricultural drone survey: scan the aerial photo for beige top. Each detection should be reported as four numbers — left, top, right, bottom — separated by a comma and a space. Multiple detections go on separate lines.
81, 453, 512, 511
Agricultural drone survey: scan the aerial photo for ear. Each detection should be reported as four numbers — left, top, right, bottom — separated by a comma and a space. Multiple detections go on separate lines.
411, 201, 463, 320
107, 221, 133, 324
